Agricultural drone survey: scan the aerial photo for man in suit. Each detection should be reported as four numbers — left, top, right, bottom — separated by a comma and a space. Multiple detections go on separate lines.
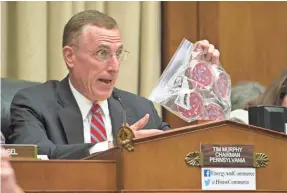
8, 10, 220, 159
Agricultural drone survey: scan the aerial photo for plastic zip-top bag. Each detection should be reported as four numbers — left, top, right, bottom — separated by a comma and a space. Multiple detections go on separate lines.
149, 39, 231, 122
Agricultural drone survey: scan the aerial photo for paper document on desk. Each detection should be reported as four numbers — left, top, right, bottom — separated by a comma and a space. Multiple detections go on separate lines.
37, 155, 49, 160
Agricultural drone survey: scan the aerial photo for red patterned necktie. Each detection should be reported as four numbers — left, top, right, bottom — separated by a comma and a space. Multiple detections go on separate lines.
90, 104, 107, 143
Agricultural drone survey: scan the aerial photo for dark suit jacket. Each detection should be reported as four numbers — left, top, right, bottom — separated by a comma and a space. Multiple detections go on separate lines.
8, 76, 170, 159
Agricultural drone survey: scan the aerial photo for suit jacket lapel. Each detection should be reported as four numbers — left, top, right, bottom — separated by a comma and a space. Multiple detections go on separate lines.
108, 96, 123, 139
56, 76, 84, 144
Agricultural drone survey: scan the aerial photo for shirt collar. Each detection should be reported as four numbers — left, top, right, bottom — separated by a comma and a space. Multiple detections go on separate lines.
69, 78, 109, 120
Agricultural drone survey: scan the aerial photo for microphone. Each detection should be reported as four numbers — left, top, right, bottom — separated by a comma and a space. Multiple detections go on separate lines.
112, 90, 127, 126
112, 91, 135, 151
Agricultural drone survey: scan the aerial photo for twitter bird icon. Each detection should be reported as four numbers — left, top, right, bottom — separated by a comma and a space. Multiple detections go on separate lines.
204, 179, 211, 186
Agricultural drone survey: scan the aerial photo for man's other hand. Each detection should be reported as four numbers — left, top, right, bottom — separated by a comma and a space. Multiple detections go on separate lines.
130, 114, 164, 138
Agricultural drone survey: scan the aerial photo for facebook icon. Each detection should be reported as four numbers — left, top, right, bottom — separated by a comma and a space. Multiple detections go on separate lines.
204, 169, 211, 177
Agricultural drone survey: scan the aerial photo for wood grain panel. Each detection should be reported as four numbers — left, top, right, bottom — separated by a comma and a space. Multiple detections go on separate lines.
198, 2, 219, 48
219, 2, 287, 86
161, 2, 198, 128
11, 160, 116, 191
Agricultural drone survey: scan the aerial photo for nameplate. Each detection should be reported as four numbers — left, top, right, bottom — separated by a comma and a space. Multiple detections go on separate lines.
201, 144, 254, 167
2, 144, 38, 160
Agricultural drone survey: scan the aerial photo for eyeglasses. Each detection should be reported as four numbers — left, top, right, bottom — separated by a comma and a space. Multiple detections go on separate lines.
70, 44, 129, 63
93, 49, 129, 63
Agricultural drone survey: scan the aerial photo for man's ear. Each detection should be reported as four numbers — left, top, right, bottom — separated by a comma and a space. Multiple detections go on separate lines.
62, 46, 75, 68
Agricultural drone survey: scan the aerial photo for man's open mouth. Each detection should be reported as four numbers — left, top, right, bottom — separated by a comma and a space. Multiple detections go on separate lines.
98, 78, 112, 84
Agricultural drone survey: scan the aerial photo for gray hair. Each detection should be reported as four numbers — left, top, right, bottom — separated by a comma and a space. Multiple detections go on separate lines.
231, 81, 265, 110
62, 10, 118, 48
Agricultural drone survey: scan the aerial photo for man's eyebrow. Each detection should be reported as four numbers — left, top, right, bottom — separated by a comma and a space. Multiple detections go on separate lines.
93, 44, 124, 51
95, 44, 111, 50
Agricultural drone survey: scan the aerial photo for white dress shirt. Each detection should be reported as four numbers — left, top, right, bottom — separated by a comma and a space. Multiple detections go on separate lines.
69, 79, 113, 154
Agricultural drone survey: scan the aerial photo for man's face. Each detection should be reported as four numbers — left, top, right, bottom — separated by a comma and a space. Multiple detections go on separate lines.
66, 25, 123, 101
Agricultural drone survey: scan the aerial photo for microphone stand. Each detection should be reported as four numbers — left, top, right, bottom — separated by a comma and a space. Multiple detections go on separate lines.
113, 91, 135, 152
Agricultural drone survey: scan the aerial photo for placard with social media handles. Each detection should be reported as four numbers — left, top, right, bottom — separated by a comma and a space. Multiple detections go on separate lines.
184, 144, 269, 168
184, 144, 270, 191
201, 168, 256, 190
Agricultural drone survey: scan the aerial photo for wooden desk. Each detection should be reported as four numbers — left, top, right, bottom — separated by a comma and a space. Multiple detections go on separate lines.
12, 160, 116, 193
12, 121, 287, 193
